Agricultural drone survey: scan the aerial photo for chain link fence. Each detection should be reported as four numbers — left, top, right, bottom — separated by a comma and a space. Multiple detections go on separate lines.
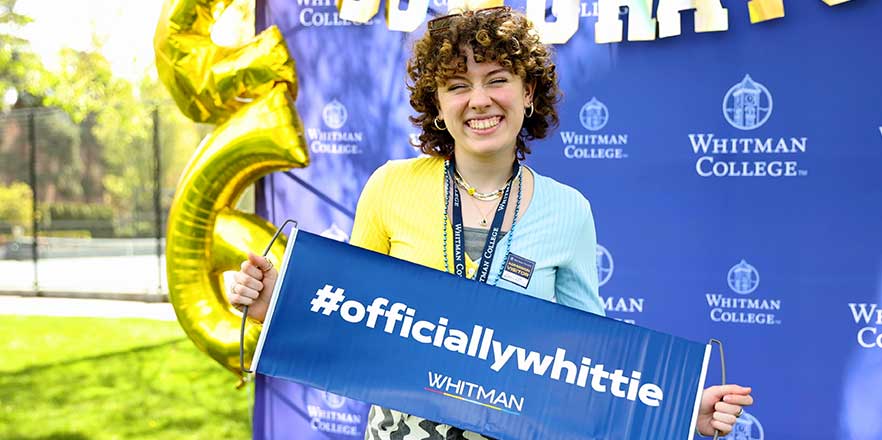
0, 103, 199, 301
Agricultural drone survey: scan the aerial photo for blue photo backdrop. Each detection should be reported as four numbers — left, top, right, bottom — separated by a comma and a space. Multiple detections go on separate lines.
254, 1, 882, 439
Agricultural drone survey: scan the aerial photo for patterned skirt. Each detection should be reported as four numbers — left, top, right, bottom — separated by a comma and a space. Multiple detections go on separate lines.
365, 406, 497, 440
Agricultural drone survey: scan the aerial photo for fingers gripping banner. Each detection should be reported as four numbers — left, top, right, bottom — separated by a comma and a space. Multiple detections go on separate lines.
252, 230, 711, 440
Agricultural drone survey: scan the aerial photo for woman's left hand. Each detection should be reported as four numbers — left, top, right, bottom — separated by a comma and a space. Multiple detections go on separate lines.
696, 384, 753, 437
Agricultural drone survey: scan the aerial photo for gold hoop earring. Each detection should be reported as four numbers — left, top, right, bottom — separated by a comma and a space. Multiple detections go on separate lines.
525, 103, 534, 118
434, 116, 446, 130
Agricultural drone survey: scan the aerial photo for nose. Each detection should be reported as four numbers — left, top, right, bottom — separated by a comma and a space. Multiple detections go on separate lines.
468, 86, 492, 111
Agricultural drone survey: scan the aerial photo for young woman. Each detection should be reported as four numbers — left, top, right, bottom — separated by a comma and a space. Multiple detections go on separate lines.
229, 7, 752, 439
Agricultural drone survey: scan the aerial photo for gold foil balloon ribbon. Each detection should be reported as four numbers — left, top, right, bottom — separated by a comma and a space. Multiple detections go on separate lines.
155, 0, 309, 378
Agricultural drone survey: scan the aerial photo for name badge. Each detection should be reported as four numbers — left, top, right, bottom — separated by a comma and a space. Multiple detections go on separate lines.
500, 253, 535, 289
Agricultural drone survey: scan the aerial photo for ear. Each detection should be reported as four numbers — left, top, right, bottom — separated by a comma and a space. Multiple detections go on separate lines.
524, 81, 536, 105
433, 92, 443, 120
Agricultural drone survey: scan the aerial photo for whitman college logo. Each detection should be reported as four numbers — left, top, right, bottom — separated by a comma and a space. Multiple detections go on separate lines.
727, 259, 760, 295
688, 75, 808, 178
322, 99, 347, 129
723, 75, 772, 131
720, 411, 764, 440
595, 244, 614, 287
297, 0, 377, 26
580, 97, 609, 131
706, 260, 782, 325
848, 303, 882, 348
321, 391, 347, 409
596, 244, 645, 324
307, 390, 364, 436
307, 99, 364, 154
561, 97, 630, 160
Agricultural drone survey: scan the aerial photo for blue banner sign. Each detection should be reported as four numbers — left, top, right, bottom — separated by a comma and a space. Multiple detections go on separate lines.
253, 229, 711, 440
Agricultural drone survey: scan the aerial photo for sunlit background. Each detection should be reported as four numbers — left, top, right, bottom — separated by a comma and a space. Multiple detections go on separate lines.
0, 0, 256, 296
1, 1, 256, 438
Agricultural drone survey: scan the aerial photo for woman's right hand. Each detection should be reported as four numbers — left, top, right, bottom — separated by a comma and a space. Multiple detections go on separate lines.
228, 252, 278, 323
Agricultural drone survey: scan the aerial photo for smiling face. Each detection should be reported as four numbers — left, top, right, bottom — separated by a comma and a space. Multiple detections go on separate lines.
436, 48, 534, 162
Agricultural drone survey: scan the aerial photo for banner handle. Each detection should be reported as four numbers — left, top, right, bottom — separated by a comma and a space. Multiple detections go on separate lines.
709, 338, 727, 440
240, 219, 299, 374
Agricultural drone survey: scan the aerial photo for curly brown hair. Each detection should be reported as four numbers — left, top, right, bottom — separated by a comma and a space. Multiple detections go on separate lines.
407, 7, 560, 160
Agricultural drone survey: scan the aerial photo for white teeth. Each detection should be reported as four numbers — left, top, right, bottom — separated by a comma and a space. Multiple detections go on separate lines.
468, 117, 500, 130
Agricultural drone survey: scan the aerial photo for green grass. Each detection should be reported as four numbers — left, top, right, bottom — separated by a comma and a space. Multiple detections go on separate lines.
0, 316, 252, 439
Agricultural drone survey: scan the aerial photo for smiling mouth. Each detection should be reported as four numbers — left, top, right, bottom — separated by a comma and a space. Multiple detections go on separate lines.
467, 116, 502, 130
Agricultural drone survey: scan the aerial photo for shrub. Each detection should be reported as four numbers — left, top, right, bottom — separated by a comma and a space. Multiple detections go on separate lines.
0, 182, 34, 235
44, 202, 114, 237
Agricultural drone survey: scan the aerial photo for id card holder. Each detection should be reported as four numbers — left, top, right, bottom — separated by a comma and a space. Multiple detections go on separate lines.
500, 253, 535, 289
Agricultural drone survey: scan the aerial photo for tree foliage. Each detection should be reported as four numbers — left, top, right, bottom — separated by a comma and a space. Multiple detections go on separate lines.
0, 0, 49, 108
0, 1, 204, 237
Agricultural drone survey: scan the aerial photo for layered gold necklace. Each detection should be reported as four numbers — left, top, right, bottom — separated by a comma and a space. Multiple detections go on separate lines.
453, 167, 523, 202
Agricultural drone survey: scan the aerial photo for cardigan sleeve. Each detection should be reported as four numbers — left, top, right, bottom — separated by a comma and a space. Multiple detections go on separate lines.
350, 162, 392, 255
554, 197, 605, 316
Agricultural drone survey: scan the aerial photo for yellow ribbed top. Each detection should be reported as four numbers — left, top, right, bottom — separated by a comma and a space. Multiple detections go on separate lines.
350, 156, 482, 276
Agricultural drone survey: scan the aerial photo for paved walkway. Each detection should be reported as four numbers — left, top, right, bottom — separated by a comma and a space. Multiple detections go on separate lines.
0, 255, 168, 297
0, 296, 177, 321
0, 254, 242, 321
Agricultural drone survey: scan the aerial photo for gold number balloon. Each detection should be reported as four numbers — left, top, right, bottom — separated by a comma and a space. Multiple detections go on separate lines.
155, 0, 309, 379
154, 0, 298, 124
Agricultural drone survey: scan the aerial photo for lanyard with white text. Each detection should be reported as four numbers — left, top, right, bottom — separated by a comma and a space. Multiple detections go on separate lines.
448, 157, 520, 283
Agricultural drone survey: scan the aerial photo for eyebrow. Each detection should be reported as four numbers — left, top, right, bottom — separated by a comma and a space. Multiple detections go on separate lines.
446, 68, 511, 82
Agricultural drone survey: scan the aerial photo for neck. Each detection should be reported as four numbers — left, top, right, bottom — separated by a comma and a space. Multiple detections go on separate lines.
453, 150, 517, 193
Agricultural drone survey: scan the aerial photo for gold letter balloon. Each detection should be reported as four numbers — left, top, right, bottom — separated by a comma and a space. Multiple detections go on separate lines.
154, 0, 309, 379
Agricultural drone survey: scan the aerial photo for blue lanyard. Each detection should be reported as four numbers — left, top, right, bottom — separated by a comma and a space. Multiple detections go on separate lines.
447, 157, 520, 283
